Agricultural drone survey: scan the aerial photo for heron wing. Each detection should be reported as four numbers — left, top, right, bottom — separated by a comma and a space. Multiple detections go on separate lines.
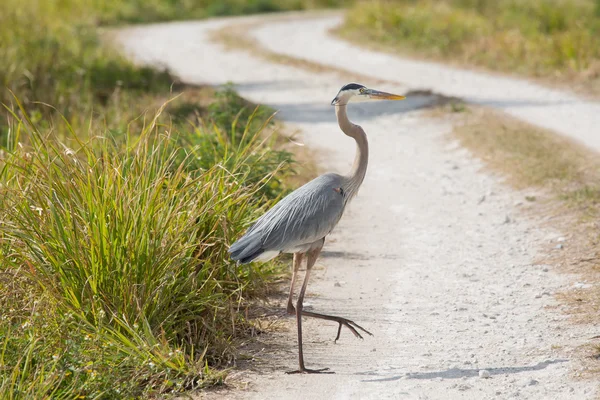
229, 173, 346, 261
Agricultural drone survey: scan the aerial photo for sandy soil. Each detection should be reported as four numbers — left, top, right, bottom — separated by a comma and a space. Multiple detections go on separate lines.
115, 13, 598, 400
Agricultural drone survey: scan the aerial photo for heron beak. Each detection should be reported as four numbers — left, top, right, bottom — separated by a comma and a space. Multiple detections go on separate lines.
365, 89, 406, 101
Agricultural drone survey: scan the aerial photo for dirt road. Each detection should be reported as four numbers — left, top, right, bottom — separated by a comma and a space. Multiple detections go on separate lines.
116, 13, 598, 400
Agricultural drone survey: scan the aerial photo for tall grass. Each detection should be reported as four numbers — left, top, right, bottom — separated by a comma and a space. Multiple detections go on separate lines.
0, 0, 179, 140
339, 0, 600, 93
0, 94, 293, 397
0, 0, 350, 139
0, 0, 325, 396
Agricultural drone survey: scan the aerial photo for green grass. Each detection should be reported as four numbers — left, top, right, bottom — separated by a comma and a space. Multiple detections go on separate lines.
95, 0, 350, 24
0, 92, 295, 398
0, 0, 333, 397
339, 0, 600, 94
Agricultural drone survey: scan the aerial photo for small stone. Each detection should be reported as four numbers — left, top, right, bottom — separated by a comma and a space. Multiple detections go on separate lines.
555, 244, 563, 249
526, 379, 538, 386
573, 282, 592, 289
479, 370, 491, 379
334, 282, 342, 287
458, 384, 472, 391
503, 215, 511, 224
556, 237, 566, 242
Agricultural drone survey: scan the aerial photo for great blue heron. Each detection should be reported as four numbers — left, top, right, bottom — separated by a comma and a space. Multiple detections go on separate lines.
229, 83, 406, 374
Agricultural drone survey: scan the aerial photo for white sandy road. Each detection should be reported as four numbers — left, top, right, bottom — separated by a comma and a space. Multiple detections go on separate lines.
252, 14, 600, 154
115, 13, 598, 400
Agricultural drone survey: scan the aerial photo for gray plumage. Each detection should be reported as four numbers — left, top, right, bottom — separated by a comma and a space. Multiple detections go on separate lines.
229, 173, 348, 264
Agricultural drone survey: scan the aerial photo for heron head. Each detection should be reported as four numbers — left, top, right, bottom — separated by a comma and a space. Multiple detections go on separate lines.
331, 83, 406, 106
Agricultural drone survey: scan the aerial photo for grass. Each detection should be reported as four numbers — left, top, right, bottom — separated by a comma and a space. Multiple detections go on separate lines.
0, 0, 335, 397
338, 0, 600, 95
0, 0, 350, 140
446, 103, 600, 220
0, 90, 298, 398
451, 109, 599, 191
95, 0, 350, 24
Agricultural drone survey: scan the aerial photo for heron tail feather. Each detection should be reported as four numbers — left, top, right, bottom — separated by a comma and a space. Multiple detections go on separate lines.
229, 234, 264, 264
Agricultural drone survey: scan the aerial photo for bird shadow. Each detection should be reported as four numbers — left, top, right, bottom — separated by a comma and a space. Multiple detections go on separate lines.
358, 359, 568, 383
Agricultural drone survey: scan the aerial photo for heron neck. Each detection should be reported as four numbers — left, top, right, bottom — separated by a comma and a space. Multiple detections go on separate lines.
336, 104, 369, 200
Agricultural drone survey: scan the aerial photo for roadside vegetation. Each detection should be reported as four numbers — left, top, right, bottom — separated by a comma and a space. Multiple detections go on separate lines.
96, 0, 350, 24
338, 0, 600, 95
0, 97, 294, 398
0, 0, 329, 397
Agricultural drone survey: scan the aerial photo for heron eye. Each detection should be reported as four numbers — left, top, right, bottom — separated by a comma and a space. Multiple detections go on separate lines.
359, 88, 365, 93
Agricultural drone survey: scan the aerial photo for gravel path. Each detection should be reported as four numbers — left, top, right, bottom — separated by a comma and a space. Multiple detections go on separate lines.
115, 13, 598, 400
251, 14, 600, 154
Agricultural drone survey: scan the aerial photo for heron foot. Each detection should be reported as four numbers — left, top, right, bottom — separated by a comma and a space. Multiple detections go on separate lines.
287, 302, 295, 315
301, 311, 373, 342
286, 367, 334, 374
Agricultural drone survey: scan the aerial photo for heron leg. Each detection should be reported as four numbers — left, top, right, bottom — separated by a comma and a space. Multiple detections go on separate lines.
286, 241, 333, 375
286, 253, 303, 315
300, 310, 373, 342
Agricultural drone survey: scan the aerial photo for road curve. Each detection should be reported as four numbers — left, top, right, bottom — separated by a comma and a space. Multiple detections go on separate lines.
252, 14, 600, 154
115, 13, 597, 400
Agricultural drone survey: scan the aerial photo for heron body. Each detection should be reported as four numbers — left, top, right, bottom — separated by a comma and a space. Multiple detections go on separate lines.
229, 173, 347, 263
229, 83, 405, 373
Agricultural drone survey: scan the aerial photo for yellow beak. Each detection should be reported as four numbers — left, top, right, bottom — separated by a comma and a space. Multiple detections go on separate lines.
365, 89, 406, 101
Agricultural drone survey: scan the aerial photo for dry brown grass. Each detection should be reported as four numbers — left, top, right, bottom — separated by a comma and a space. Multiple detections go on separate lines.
443, 106, 600, 366
451, 108, 600, 191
